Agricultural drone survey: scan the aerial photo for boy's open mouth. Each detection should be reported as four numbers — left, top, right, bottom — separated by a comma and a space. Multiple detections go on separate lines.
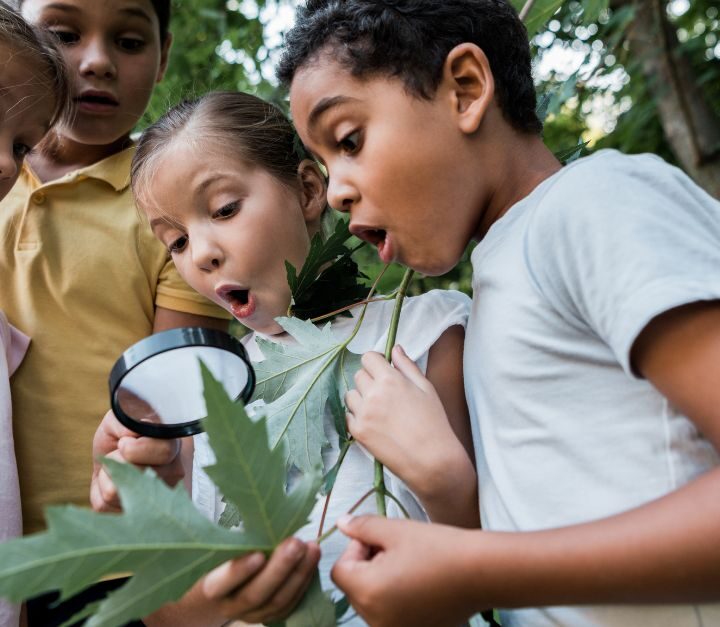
350, 226, 394, 263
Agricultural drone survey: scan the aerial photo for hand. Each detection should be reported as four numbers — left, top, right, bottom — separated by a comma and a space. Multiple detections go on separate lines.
202, 537, 321, 624
331, 515, 479, 627
345, 346, 473, 500
90, 409, 184, 512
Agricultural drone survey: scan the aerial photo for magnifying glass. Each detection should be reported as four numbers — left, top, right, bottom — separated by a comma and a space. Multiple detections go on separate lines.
109, 327, 255, 439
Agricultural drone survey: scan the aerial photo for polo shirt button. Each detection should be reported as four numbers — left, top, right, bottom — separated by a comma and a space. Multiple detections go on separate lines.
32, 192, 46, 204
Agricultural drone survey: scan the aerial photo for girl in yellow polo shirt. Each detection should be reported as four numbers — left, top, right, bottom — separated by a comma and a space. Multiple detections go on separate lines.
1, 1, 228, 624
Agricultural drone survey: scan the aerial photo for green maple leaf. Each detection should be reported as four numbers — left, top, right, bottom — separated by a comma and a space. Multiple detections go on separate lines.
286, 218, 368, 321
252, 316, 362, 474
0, 364, 322, 627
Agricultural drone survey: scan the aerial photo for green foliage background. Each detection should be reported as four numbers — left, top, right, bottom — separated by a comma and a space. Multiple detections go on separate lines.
147, 0, 720, 298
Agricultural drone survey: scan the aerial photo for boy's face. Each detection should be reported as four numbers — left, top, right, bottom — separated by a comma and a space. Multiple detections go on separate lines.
0, 43, 55, 199
21, 0, 170, 147
290, 55, 485, 276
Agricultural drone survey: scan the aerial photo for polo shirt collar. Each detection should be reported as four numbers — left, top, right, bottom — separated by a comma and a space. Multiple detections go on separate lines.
76, 145, 136, 192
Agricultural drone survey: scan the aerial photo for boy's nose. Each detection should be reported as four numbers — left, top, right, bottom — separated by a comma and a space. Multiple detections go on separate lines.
192, 243, 224, 273
78, 39, 117, 79
326, 175, 359, 213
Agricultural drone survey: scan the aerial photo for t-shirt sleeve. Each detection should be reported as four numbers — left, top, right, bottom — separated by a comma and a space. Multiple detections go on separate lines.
525, 151, 720, 377
155, 257, 232, 319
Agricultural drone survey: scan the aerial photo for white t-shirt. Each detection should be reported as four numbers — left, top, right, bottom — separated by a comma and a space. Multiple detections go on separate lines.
465, 149, 720, 626
193, 290, 471, 624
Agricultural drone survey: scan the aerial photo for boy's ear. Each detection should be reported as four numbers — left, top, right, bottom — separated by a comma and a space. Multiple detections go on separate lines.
442, 43, 495, 135
297, 159, 327, 228
156, 32, 173, 83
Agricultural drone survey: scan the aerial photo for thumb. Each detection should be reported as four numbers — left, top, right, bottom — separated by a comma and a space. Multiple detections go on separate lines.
391, 345, 432, 391
337, 514, 394, 549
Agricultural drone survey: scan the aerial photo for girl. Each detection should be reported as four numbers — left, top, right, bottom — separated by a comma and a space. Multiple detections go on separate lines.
128, 91, 478, 626
4, 1, 228, 622
0, 3, 69, 625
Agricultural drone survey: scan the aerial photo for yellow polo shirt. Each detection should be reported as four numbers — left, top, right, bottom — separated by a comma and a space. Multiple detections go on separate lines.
0, 147, 228, 533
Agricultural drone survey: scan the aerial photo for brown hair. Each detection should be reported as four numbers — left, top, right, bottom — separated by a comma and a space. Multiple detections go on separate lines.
131, 91, 310, 211
0, 0, 71, 128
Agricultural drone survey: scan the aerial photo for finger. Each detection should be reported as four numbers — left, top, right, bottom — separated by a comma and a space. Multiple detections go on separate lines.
391, 345, 433, 391
360, 351, 395, 377
352, 368, 374, 395
337, 514, 392, 549
344, 388, 362, 416
203, 552, 267, 599
119, 435, 180, 467
100, 409, 137, 440
331, 539, 374, 594
239, 542, 320, 623
90, 469, 121, 513
213, 538, 307, 609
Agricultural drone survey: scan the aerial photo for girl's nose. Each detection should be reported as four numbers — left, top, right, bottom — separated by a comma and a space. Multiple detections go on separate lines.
192, 240, 224, 273
78, 38, 117, 79
0, 147, 18, 182
326, 172, 359, 213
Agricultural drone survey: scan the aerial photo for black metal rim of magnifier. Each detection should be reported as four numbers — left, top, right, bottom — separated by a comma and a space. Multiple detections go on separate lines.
109, 327, 255, 439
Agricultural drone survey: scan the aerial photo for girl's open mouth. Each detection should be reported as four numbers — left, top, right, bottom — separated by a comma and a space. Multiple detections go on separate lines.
349, 225, 394, 262
216, 286, 256, 320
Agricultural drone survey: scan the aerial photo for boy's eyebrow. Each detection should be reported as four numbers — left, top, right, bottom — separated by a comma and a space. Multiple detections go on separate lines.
41, 2, 153, 25
307, 95, 359, 132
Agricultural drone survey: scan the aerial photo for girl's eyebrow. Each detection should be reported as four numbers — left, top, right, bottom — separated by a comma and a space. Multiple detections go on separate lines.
307, 95, 360, 132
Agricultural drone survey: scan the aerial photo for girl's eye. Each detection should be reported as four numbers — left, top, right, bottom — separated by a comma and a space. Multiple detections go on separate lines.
213, 201, 239, 219
338, 131, 361, 155
13, 143, 32, 160
49, 29, 79, 45
117, 37, 145, 51
168, 235, 188, 254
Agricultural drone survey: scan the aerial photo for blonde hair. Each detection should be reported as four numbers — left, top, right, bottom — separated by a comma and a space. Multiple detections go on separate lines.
0, 0, 71, 128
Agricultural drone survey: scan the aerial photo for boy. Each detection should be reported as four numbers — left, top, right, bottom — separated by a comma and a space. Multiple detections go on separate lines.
276, 1, 720, 626
2, 0, 229, 622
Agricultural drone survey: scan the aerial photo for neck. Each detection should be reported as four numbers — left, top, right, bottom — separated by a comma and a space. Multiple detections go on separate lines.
28, 132, 132, 183
473, 121, 562, 241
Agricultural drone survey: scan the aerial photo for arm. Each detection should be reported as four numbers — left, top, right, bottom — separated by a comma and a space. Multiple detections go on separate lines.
345, 327, 479, 528
152, 306, 229, 333
332, 302, 720, 627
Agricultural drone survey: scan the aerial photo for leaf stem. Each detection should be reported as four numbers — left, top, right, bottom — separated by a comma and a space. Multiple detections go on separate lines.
317, 439, 354, 539
316, 487, 377, 544
310, 296, 391, 324
375, 267, 415, 516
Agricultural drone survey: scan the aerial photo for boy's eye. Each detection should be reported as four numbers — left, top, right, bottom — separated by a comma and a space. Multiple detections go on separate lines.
48, 29, 79, 45
13, 143, 32, 160
168, 235, 188, 254
117, 37, 146, 51
213, 201, 239, 219
338, 131, 361, 155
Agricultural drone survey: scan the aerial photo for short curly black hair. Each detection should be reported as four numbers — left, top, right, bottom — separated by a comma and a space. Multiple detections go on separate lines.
277, 0, 542, 135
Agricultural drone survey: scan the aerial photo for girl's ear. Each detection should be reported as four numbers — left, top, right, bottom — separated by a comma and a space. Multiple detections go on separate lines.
442, 43, 495, 135
156, 33, 173, 83
297, 159, 327, 229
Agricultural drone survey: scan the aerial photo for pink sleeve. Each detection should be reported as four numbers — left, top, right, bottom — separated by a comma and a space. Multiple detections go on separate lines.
5, 325, 29, 375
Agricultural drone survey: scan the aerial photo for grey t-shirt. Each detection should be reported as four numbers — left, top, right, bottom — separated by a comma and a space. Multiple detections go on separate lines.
465, 149, 720, 626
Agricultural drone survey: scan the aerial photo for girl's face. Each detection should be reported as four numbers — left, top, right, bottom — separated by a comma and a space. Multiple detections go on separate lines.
144, 141, 326, 335
0, 42, 55, 199
21, 0, 170, 148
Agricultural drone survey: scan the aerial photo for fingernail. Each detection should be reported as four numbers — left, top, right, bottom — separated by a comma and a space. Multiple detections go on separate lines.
246, 551, 265, 570
285, 539, 304, 559
337, 514, 353, 529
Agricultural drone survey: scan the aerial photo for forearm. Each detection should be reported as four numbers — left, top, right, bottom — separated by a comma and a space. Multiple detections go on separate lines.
457, 467, 720, 610
415, 454, 480, 528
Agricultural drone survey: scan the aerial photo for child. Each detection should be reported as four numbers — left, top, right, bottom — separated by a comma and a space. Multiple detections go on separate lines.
278, 1, 720, 626
2, 0, 229, 622
0, 4, 68, 625
111, 90, 476, 626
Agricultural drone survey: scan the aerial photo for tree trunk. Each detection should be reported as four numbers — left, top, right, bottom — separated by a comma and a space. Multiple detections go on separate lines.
622, 0, 720, 197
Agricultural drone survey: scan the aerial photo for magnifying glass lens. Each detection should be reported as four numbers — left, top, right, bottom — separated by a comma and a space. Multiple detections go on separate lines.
110, 328, 255, 438
116, 346, 248, 427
